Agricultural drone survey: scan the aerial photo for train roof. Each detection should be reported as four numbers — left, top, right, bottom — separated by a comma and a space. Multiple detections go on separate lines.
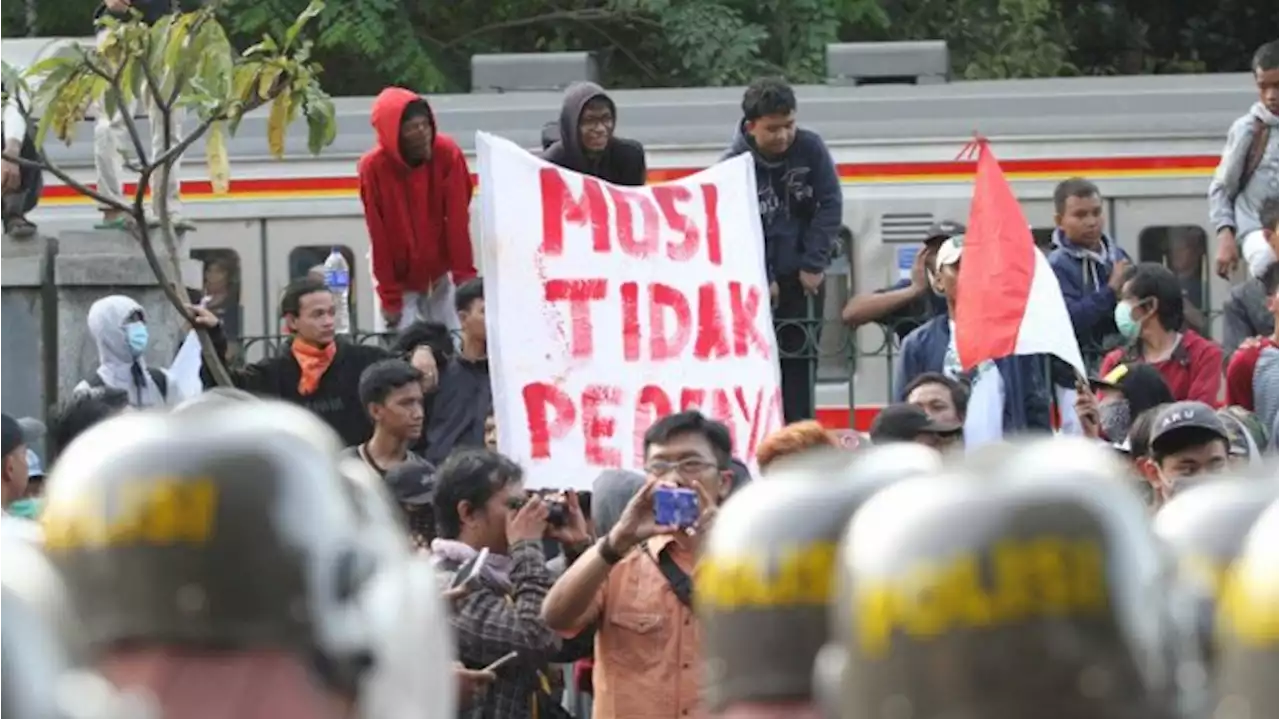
37, 72, 1256, 168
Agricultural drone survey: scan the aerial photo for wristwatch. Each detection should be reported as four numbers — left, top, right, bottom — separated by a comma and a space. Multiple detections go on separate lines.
597, 535, 625, 566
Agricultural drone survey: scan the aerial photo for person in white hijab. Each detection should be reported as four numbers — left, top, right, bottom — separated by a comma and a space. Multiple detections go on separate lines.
73, 294, 203, 408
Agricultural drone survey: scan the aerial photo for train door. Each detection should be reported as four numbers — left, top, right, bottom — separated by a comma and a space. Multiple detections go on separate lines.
259, 215, 375, 345
187, 219, 265, 366
1111, 197, 1216, 341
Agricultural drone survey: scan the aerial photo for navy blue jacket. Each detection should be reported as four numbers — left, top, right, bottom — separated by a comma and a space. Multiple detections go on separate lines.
722, 125, 842, 281
1046, 228, 1130, 364
893, 314, 1052, 434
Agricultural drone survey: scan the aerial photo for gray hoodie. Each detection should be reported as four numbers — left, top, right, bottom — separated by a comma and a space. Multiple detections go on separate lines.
1208, 102, 1279, 236
73, 295, 170, 408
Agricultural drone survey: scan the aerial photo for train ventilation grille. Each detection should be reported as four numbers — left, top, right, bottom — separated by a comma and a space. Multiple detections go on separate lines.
880, 213, 934, 243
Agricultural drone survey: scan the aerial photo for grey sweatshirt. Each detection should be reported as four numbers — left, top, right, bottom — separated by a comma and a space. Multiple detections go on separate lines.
1208, 102, 1279, 236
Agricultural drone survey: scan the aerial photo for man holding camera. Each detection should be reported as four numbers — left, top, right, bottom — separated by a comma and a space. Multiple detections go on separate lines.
541, 410, 734, 719
430, 448, 592, 718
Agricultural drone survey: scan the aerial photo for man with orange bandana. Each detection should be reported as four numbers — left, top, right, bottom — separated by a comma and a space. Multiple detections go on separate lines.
359, 88, 478, 334
198, 278, 390, 446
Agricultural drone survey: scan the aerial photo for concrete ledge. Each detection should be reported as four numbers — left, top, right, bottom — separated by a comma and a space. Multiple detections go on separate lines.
1, 256, 46, 287
54, 255, 202, 287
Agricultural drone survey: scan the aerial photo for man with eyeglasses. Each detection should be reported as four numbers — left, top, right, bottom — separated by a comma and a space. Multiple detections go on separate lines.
541, 410, 735, 719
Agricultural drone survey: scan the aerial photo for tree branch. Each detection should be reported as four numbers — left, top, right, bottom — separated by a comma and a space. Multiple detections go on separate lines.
440, 9, 658, 49
1, 151, 132, 215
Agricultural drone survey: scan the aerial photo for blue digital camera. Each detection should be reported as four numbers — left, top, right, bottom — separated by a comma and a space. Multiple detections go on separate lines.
654, 486, 700, 528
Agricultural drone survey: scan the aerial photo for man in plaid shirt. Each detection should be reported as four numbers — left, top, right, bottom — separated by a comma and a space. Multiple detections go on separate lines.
431, 449, 592, 717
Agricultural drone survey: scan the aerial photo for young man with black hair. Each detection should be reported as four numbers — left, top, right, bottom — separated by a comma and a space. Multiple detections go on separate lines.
1210, 41, 1279, 279
430, 448, 589, 719
1141, 401, 1231, 505
841, 220, 962, 341
342, 359, 427, 477
542, 410, 736, 719
903, 371, 968, 427
1100, 263, 1223, 405
542, 82, 647, 186
422, 278, 491, 465
360, 87, 477, 334
196, 278, 391, 446
49, 386, 129, 461
1046, 177, 1133, 367
724, 77, 842, 423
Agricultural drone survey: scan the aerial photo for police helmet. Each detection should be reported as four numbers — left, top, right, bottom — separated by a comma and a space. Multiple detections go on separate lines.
171, 387, 260, 413
1154, 479, 1277, 667
39, 400, 456, 718
2, 588, 146, 719
700, 447, 923, 711
824, 466, 1198, 719
1213, 501, 1278, 719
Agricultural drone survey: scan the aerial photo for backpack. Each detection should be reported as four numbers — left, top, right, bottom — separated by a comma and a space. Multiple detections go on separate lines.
1236, 117, 1272, 198
86, 367, 169, 400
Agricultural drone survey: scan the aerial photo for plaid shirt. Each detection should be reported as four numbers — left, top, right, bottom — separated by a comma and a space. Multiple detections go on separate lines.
439, 539, 564, 719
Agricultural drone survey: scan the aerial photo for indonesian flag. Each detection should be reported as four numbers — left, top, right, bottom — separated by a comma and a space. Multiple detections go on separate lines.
954, 140, 1086, 377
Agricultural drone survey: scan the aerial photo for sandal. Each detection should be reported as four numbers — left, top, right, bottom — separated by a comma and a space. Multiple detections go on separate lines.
95, 215, 134, 231
4, 215, 38, 238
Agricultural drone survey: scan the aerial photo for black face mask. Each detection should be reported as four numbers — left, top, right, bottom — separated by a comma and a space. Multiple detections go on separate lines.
1099, 398, 1132, 442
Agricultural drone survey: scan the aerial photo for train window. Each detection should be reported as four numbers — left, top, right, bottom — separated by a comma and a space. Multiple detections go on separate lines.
1137, 226, 1210, 334
192, 248, 243, 361
289, 245, 357, 327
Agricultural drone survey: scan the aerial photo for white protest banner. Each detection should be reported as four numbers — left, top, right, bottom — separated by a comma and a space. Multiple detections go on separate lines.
477, 132, 784, 490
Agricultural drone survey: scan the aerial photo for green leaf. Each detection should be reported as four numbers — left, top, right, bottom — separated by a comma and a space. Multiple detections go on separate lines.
205, 120, 231, 194
266, 89, 290, 157
243, 34, 278, 59
256, 64, 284, 100
303, 85, 337, 155
284, 0, 326, 51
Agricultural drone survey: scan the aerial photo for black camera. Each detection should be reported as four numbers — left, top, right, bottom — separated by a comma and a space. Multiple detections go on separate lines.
508, 492, 568, 527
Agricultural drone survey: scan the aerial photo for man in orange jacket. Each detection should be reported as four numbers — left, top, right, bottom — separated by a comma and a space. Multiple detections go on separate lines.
359, 88, 478, 333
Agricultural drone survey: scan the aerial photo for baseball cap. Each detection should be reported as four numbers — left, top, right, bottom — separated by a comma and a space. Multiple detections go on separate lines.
25, 449, 44, 479
1149, 401, 1229, 451
933, 235, 965, 272
869, 404, 962, 444
385, 460, 436, 506
924, 219, 966, 243
1, 415, 44, 457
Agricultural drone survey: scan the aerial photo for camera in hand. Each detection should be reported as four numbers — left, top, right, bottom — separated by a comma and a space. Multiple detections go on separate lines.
509, 492, 569, 527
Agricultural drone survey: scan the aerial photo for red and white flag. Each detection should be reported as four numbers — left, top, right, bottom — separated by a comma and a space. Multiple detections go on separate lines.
954, 139, 1085, 376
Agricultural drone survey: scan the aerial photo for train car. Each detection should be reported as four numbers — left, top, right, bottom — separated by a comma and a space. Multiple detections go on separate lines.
26, 71, 1256, 429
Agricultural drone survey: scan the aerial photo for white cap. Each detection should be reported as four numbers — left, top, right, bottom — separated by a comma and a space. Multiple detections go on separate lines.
933, 235, 965, 273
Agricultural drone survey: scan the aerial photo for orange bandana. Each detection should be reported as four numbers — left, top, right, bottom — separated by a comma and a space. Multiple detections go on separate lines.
291, 339, 337, 396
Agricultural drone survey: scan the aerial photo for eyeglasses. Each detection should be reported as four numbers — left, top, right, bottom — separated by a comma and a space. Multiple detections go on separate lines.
644, 458, 716, 478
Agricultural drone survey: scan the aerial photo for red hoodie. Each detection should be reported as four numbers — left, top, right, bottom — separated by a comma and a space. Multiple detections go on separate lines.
358, 88, 477, 315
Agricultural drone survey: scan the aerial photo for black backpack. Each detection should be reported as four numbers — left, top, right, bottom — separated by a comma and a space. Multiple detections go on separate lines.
86, 367, 169, 400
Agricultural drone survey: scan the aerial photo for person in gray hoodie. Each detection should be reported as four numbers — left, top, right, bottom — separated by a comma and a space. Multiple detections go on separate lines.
1209, 40, 1278, 279
541, 82, 647, 187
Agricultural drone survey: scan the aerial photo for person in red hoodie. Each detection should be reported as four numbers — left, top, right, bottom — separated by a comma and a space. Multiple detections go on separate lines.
1101, 262, 1224, 405
359, 88, 478, 333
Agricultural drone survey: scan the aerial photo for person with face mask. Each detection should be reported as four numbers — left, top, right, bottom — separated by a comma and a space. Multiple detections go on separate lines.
702, 445, 938, 719
1089, 362, 1176, 443
73, 295, 208, 408
815, 446, 1204, 719
1142, 401, 1233, 505
39, 400, 459, 719
1101, 262, 1224, 405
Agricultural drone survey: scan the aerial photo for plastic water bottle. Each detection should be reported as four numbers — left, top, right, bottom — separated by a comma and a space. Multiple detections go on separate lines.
323, 248, 352, 335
